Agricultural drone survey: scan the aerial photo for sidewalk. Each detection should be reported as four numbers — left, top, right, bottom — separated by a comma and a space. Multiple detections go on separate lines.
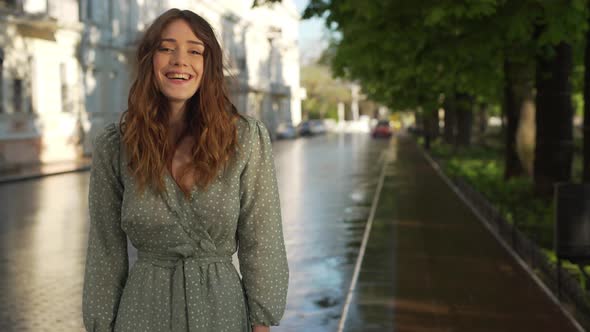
0, 158, 91, 184
342, 135, 582, 331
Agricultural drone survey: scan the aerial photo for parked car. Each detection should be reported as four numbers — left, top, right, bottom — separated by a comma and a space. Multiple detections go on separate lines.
310, 120, 327, 135
276, 123, 297, 139
297, 120, 327, 137
297, 121, 314, 136
371, 120, 393, 138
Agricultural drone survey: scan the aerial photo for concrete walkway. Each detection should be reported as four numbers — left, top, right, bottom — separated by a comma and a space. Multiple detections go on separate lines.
343, 135, 582, 332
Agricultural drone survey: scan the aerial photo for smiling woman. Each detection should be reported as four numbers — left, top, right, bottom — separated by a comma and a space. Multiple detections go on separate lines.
82, 8, 289, 332
121, 8, 237, 195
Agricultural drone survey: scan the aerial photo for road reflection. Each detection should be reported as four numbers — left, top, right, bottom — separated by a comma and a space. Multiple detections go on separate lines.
0, 174, 90, 330
273, 133, 388, 331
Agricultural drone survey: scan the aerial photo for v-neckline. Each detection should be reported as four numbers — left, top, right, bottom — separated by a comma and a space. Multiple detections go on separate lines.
165, 168, 198, 196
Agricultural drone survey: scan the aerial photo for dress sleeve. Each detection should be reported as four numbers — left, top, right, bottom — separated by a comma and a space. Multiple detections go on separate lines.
82, 123, 129, 332
237, 119, 289, 326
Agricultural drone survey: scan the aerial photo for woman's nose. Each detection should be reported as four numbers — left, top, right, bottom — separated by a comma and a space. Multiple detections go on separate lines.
170, 50, 188, 66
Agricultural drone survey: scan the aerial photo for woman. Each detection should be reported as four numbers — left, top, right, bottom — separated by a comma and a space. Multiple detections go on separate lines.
82, 8, 289, 332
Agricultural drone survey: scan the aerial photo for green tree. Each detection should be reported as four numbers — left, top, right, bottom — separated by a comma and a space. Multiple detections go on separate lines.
304, 0, 588, 196
304, 2, 504, 138
585, 4, 590, 183
532, 2, 587, 195
251, 0, 281, 6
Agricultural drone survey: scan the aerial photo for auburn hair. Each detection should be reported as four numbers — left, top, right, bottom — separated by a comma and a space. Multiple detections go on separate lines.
120, 8, 239, 198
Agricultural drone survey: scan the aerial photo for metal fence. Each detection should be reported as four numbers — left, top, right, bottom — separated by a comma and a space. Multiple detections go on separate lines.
451, 176, 590, 330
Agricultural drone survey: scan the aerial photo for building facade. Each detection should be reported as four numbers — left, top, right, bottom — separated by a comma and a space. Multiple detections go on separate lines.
0, 0, 302, 170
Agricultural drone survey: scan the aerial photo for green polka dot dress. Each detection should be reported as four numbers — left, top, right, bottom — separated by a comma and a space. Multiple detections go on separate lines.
82, 115, 289, 332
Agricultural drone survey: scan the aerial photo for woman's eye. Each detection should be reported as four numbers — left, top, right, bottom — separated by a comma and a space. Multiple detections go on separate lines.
190, 50, 202, 55
158, 47, 173, 52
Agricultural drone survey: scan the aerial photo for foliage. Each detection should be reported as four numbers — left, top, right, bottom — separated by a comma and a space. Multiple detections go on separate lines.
251, 0, 282, 7
303, 0, 588, 113
304, 1, 506, 110
428, 140, 554, 248
301, 64, 351, 120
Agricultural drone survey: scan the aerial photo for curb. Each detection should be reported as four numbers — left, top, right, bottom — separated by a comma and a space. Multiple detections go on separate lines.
0, 164, 91, 185
338, 148, 389, 332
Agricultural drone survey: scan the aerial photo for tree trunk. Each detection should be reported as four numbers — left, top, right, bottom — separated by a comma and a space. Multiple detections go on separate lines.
430, 108, 439, 140
443, 94, 456, 145
415, 110, 424, 135
423, 112, 431, 150
534, 42, 574, 197
478, 102, 488, 139
455, 93, 473, 146
584, 19, 590, 183
503, 58, 525, 179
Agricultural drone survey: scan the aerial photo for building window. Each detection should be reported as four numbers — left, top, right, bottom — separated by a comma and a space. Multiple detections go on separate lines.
0, 50, 3, 114
27, 55, 33, 114
86, 0, 93, 21
13, 79, 22, 113
238, 57, 246, 71
60, 63, 72, 113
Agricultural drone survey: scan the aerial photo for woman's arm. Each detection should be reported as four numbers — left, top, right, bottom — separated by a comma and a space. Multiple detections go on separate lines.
82, 124, 129, 332
237, 118, 289, 327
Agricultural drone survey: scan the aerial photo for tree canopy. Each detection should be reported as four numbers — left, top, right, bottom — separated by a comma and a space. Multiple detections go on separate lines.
303, 0, 588, 111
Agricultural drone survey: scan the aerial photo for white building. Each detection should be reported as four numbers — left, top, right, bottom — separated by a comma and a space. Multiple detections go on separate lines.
0, 0, 302, 170
0, 0, 83, 167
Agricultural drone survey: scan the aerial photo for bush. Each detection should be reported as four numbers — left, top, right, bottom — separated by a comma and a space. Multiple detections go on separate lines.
429, 141, 554, 249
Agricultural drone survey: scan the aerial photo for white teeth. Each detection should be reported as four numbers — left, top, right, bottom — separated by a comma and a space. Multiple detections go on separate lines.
166, 73, 190, 80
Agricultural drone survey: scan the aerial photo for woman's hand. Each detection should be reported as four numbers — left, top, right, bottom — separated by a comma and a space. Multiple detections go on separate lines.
252, 325, 270, 332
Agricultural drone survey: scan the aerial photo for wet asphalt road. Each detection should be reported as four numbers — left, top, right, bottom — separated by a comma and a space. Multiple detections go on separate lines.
0, 132, 389, 331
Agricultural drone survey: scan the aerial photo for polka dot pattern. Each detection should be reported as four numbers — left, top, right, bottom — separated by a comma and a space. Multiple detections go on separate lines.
82, 115, 289, 331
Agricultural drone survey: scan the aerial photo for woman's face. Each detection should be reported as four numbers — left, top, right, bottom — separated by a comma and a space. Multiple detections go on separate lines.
153, 19, 204, 107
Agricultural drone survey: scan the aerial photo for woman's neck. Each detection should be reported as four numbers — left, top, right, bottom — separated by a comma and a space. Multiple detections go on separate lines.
168, 101, 187, 142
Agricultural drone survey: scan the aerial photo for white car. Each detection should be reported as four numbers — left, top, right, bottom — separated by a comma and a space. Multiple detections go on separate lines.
276, 123, 297, 139
309, 120, 327, 135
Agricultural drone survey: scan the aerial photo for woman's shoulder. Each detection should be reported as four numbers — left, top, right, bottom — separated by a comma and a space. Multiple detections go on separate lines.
236, 113, 270, 140
235, 114, 273, 159
92, 122, 122, 156
236, 113, 259, 131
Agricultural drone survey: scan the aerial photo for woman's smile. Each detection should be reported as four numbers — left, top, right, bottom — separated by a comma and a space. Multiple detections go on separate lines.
164, 71, 195, 85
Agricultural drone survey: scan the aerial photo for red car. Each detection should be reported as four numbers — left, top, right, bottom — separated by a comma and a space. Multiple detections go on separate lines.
371, 120, 393, 138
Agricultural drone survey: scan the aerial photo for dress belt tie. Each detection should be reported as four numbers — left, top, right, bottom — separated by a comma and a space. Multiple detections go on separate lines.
137, 250, 232, 332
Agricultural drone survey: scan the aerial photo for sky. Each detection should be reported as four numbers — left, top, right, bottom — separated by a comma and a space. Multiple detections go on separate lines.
292, 0, 328, 64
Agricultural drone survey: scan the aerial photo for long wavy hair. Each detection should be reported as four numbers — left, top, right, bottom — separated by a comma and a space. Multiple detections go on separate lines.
120, 8, 239, 198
